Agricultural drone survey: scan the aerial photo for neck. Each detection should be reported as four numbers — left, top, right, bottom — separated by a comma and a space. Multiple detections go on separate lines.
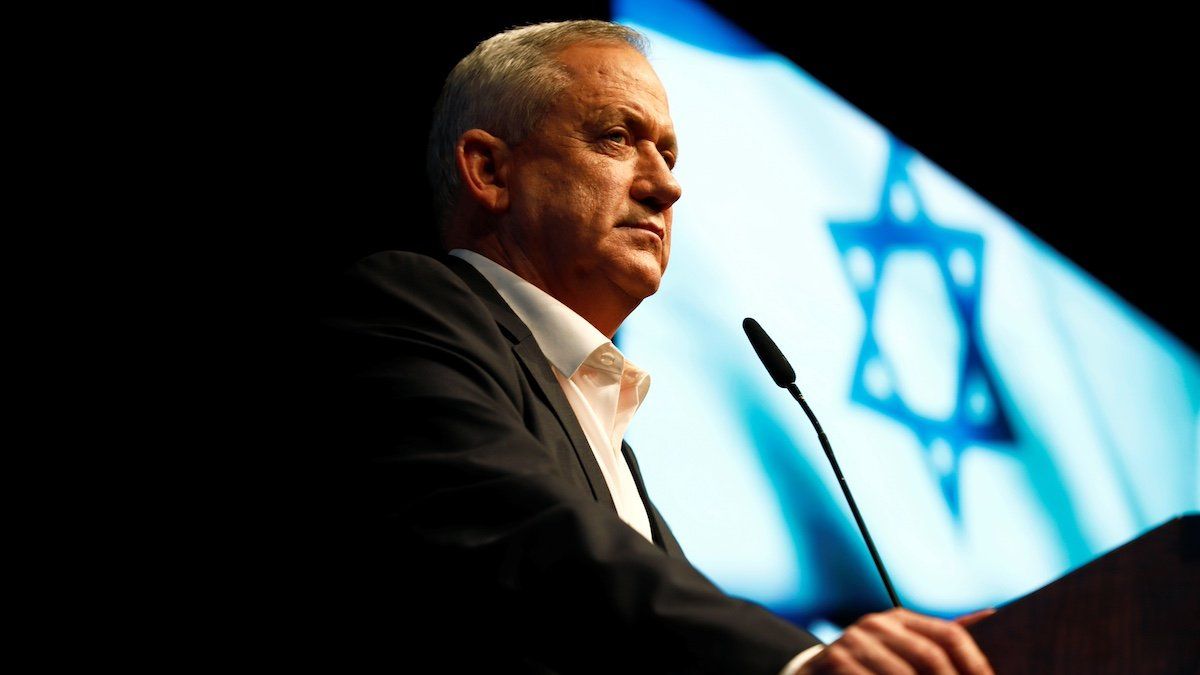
456, 235, 638, 340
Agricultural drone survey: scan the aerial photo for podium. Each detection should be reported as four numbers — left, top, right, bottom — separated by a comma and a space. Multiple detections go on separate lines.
966, 513, 1198, 674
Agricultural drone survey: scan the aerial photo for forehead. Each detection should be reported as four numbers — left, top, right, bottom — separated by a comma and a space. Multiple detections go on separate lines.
549, 42, 675, 139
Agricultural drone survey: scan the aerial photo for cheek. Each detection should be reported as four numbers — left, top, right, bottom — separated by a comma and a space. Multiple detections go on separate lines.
555, 164, 613, 220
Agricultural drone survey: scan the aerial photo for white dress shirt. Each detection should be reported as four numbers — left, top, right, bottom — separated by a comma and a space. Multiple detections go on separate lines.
449, 249, 823, 673
450, 249, 655, 542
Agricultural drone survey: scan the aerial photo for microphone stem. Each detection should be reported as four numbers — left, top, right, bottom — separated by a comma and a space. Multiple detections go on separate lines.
787, 383, 903, 609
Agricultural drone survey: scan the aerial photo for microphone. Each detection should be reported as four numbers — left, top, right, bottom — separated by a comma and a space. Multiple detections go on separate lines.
742, 317, 902, 608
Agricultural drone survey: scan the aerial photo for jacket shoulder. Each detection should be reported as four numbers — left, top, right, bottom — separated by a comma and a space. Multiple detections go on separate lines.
321, 250, 497, 340
341, 250, 471, 303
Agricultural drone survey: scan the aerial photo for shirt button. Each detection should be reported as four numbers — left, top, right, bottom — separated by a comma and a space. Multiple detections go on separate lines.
599, 352, 615, 367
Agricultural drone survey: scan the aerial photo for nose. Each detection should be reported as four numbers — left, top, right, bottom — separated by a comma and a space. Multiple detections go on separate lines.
631, 141, 682, 212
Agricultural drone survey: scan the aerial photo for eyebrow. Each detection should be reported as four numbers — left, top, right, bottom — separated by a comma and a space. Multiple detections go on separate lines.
592, 105, 678, 155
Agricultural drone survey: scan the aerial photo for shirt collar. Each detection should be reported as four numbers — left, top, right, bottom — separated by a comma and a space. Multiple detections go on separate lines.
449, 249, 618, 378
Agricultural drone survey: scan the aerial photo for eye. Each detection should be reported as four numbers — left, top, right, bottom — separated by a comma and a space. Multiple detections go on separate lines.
604, 129, 630, 145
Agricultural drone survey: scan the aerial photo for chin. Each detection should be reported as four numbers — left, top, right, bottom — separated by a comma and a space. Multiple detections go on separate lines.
614, 264, 663, 301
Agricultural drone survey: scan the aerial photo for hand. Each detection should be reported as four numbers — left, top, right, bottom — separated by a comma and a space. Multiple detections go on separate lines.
800, 607, 996, 674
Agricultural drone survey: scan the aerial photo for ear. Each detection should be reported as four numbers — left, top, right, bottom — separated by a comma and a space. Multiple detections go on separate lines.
455, 129, 511, 214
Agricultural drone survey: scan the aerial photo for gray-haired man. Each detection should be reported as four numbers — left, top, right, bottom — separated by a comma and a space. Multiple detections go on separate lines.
315, 20, 993, 674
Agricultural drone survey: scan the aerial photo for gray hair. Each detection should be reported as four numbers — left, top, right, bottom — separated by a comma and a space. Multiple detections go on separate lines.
425, 20, 649, 236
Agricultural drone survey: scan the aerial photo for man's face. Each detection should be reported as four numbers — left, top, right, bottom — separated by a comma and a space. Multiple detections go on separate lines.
502, 41, 681, 311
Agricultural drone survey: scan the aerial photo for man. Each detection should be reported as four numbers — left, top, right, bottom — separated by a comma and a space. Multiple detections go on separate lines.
314, 20, 993, 674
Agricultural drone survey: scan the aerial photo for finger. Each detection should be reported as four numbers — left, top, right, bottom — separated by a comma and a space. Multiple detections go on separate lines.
806, 644, 874, 675
816, 629, 907, 672
855, 612, 953, 675
953, 608, 996, 628
835, 621, 918, 675
893, 609, 994, 675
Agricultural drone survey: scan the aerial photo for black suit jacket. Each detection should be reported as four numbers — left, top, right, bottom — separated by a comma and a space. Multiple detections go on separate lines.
302, 250, 820, 673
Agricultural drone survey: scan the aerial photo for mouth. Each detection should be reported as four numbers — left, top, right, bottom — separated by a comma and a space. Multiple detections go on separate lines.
618, 221, 665, 240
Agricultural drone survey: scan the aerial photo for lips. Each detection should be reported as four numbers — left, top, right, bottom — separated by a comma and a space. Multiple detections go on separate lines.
619, 221, 665, 240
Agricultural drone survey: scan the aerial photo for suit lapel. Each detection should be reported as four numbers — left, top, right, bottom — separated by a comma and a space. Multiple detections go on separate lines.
621, 441, 686, 558
443, 255, 618, 514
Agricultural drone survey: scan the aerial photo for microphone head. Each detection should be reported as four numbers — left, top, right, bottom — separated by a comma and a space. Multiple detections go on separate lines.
743, 317, 796, 388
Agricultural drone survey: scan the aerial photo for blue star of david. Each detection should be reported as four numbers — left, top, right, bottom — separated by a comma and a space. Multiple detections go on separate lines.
828, 141, 1015, 519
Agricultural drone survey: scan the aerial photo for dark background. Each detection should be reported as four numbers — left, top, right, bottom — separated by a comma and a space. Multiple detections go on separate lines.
246, 3, 1194, 352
